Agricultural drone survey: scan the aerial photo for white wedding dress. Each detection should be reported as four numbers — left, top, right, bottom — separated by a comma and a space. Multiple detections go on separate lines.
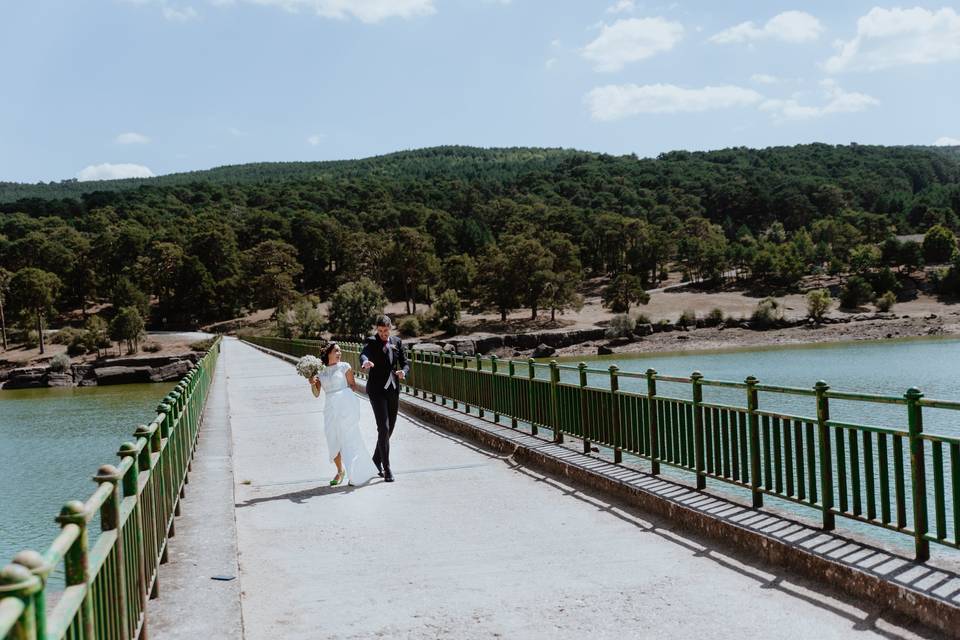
318, 362, 379, 486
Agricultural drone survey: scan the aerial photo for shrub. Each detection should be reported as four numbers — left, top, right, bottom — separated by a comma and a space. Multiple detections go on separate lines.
432, 289, 462, 333
49, 353, 71, 372
750, 298, 782, 329
189, 338, 215, 352
398, 316, 421, 337
677, 310, 697, 328
51, 327, 82, 345
142, 342, 162, 353
876, 291, 897, 312
605, 314, 636, 339
67, 338, 87, 356
634, 313, 652, 325
839, 276, 875, 309
806, 289, 832, 321
706, 308, 724, 326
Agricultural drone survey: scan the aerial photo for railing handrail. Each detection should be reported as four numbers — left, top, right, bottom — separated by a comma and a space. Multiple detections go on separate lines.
0, 336, 223, 640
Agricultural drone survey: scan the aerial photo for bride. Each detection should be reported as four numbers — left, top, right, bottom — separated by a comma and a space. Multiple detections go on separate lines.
310, 342, 380, 487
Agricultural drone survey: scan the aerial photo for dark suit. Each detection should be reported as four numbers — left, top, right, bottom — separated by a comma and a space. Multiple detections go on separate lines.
360, 335, 409, 472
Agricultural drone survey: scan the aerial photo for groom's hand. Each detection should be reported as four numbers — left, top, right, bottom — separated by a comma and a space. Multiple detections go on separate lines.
361, 361, 374, 370
395, 370, 406, 380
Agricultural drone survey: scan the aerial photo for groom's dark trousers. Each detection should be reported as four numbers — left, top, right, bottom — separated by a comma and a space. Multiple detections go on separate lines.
359, 335, 409, 472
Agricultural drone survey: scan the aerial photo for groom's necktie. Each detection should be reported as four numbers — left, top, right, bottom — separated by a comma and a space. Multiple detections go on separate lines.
383, 339, 396, 391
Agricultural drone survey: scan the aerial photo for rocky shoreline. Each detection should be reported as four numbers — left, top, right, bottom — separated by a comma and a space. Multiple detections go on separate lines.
1, 353, 204, 390
408, 311, 959, 360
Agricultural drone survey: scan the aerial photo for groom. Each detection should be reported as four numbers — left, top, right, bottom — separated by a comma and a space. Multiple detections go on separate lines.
359, 315, 409, 483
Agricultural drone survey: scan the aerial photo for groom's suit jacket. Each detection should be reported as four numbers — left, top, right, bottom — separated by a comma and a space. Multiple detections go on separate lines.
359, 335, 409, 395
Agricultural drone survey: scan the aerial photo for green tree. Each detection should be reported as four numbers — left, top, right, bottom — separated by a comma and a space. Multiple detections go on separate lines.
242, 240, 304, 311
110, 306, 145, 354
432, 289, 461, 333
923, 224, 957, 263
327, 277, 387, 338
839, 276, 875, 309
602, 274, 650, 314
475, 245, 518, 322
898, 241, 924, 273
388, 227, 439, 314
113, 277, 151, 318
0, 268, 10, 350
440, 254, 477, 299
9, 268, 62, 354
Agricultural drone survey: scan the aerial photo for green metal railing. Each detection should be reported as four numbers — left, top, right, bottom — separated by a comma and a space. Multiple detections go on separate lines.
245, 336, 960, 562
0, 337, 222, 640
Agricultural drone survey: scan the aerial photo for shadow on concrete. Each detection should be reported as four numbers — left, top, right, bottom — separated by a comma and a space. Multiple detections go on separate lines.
235, 481, 369, 508
402, 412, 950, 640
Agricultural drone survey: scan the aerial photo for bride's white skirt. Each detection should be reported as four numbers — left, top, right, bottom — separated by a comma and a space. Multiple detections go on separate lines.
324, 388, 379, 485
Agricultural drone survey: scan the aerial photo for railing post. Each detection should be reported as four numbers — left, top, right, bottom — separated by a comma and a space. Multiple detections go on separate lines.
94, 464, 130, 639
691, 371, 706, 490
434, 352, 442, 405
10, 551, 48, 640
56, 500, 94, 639
462, 355, 470, 414
119, 442, 150, 638
451, 354, 458, 411
509, 360, 518, 429
550, 360, 562, 444
528, 359, 538, 436
815, 381, 836, 531
0, 563, 41, 640
745, 376, 763, 508
476, 354, 485, 419
610, 365, 622, 464
646, 369, 660, 475
490, 356, 499, 423
905, 387, 930, 562
579, 362, 590, 454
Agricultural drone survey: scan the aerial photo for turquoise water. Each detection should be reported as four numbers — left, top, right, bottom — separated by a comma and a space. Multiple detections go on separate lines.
0, 384, 168, 567
566, 337, 960, 437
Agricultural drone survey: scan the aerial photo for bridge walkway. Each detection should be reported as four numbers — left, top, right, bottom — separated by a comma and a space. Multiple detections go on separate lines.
150, 338, 935, 639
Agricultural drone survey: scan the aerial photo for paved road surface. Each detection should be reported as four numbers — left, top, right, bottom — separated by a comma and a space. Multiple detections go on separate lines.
153, 339, 934, 639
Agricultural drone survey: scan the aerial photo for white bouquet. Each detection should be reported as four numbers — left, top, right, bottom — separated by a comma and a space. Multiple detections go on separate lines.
295, 355, 325, 380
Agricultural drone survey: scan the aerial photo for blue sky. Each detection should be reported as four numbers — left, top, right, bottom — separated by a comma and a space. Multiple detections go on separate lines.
2, 1, 959, 183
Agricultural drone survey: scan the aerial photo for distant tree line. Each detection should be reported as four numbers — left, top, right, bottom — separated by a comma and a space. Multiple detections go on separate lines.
2, 143, 960, 344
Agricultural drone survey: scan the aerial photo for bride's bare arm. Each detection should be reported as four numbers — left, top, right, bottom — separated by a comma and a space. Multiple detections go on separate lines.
346, 368, 358, 392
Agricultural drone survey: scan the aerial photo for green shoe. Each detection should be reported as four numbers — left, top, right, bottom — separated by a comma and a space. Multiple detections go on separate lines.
330, 470, 345, 486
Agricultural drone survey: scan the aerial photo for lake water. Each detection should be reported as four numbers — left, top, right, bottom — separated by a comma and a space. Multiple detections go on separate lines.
0, 383, 168, 567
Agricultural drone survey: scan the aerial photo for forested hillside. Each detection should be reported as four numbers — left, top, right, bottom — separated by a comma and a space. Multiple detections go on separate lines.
2, 143, 960, 338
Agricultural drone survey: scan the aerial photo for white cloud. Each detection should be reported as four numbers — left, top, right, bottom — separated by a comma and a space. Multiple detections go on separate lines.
586, 83, 762, 121
710, 11, 823, 44
77, 163, 155, 181
306, 134, 325, 146
232, 0, 435, 22
825, 7, 960, 73
114, 132, 151, 144
228, 127, 247, 137
606, 0, 635, 14
545, 57, 557, 70
760, 80, 878, 121
162, 5, 199, 20
934, 136, 960, 146
750, 73, 780, 84
582, 17, 684, 72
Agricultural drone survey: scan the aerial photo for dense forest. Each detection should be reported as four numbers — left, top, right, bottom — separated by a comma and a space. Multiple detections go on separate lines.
2, 143, 960, 344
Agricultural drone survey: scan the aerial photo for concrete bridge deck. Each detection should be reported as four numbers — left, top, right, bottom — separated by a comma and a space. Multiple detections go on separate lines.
149, 338, 940, 639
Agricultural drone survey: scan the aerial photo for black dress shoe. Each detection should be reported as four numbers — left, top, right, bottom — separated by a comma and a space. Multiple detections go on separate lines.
383, 469, 395, 482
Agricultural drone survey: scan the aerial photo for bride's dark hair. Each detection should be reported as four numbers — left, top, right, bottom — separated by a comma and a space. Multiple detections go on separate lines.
320, 342, 339, 366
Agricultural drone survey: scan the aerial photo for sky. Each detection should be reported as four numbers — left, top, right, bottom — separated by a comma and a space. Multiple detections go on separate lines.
1, 0, 959, 183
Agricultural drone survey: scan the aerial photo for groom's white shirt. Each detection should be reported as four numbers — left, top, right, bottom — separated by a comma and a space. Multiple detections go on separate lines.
382, 340, 397, 391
